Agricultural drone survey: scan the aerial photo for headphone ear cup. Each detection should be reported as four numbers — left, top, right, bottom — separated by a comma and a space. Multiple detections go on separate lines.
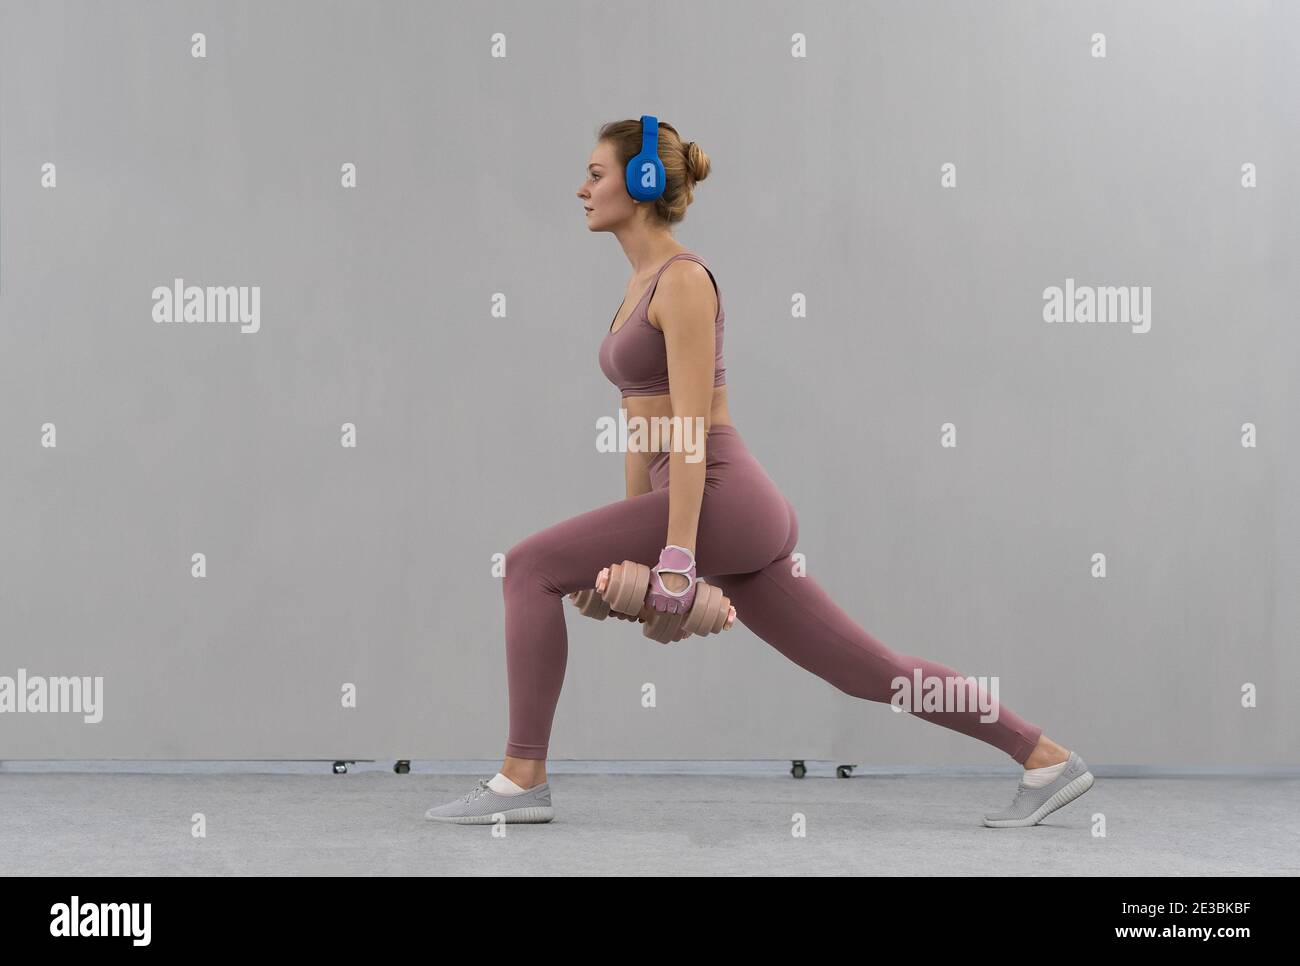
626, 156, 665, 201
626, 114, 666, 202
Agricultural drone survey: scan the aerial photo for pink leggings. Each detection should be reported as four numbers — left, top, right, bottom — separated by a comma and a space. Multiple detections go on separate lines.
502, 423, 1043, 764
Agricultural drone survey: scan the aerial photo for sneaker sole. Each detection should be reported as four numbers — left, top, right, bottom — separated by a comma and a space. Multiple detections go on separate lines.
983, 771, 1095, 828
425, 805, 555, 825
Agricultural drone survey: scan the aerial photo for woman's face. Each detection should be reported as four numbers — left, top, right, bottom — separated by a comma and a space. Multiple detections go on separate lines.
576, 140, 638, 231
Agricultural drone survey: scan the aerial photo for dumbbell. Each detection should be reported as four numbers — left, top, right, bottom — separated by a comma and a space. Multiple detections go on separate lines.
567, 560, 737, 644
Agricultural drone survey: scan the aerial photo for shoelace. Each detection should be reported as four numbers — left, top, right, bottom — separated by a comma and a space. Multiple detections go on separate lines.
463, 778, 492, 803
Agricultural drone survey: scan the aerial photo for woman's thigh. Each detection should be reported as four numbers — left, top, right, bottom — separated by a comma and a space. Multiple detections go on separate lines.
506, 468, 796, 595
505, 490, 673, 596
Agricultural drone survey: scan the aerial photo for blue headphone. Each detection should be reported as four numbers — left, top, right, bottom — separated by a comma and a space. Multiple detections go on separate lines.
625, 114, 666, 202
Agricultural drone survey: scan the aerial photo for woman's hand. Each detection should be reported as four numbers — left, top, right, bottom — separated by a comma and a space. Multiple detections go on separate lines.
645, 544, 699, 614
654, 572, 692, 593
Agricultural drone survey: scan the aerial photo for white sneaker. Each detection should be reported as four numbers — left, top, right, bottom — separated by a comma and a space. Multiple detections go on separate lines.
983, 751, 1095, 828
424, 777, 555, 824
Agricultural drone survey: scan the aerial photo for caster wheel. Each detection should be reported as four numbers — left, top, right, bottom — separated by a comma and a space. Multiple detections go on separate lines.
394, 760, 410, 774
791, 760, 806, 779
836, 765, 855, 779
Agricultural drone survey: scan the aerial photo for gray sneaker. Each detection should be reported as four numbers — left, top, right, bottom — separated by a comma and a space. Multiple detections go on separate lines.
983, 750, 1095, 827
424, 777, 555, 825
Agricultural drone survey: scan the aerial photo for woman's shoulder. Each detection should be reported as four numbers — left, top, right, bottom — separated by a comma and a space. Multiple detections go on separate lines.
648, 255, 718, 328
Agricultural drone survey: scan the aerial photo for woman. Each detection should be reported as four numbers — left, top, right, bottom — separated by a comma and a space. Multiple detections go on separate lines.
426, 117, 1095, 827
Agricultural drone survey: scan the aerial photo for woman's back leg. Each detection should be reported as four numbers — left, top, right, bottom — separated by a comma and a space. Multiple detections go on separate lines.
708, 560, 1044, 764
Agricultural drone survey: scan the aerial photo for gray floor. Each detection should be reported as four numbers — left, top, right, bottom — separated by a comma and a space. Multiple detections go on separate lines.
2, 761, 1296, 876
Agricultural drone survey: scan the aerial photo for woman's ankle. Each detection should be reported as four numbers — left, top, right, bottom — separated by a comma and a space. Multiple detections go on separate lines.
501, 756, 547, 788
1022, 735, 1069, 770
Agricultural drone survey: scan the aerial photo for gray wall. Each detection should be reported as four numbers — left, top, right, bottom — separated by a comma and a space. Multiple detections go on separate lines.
1, 0, 1295, 765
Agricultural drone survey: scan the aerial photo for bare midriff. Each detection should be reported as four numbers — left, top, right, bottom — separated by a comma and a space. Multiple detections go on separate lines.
620, 387, 732, 447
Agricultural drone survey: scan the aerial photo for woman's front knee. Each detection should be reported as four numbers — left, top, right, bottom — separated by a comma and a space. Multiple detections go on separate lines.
504, 534, 548, 587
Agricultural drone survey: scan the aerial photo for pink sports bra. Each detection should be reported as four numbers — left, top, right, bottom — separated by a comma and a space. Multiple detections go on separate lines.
598, 252, 727, 397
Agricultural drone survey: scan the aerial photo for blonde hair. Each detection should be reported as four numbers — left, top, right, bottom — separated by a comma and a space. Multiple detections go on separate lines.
597, 118, 711, 225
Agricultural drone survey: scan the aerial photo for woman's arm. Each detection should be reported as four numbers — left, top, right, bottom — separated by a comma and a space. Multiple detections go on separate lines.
653, 260, 719, 566
624, 434, 653, 498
